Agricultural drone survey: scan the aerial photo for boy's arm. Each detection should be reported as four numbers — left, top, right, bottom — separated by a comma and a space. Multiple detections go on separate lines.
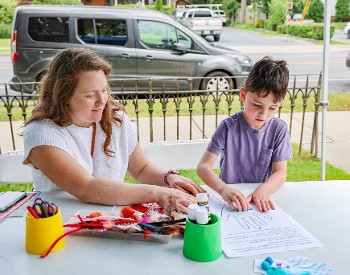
197, 150, 250, 211
248, 160, 287, 211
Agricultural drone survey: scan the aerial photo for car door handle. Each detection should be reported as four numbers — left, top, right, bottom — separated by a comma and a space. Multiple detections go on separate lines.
144, 55, 154, 60
121, 53, 130, 58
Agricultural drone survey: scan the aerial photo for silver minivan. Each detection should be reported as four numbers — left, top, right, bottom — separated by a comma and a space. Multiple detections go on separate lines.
10, 5, 253, 93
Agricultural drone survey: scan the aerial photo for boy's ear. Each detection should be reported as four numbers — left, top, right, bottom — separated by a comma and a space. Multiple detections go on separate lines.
240, 87, 246, 101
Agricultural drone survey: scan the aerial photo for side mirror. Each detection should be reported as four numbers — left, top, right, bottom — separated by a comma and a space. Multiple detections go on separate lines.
172, 42, 187, 54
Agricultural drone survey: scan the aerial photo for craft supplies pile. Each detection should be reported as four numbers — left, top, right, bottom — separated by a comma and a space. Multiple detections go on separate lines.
64, 203, 187, 238
64, 193, 213, 238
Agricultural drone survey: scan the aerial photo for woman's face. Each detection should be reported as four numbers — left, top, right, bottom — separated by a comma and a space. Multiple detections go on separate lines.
68, 70, 109, 127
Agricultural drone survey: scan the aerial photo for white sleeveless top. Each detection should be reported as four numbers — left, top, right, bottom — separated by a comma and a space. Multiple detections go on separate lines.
23, 113, 137, 191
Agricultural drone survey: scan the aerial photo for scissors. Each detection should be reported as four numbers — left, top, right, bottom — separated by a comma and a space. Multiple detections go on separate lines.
28, 198, 58, 218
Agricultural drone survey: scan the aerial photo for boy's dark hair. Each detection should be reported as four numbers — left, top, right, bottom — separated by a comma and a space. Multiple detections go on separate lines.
244, 56, 289, 103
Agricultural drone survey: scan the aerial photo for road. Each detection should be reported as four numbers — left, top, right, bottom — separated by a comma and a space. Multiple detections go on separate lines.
1, 27, 349, 92
212, 27, 350, 92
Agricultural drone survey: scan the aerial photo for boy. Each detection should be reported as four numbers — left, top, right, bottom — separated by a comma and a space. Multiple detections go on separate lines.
197, 56, 293, 212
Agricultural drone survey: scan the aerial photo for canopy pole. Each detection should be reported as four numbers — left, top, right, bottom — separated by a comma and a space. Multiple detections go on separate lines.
320, 0, 331, 181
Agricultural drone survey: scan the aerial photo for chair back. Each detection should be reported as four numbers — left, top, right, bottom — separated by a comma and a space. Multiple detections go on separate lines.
143, 139, 220, 170
0, 151, 33, 184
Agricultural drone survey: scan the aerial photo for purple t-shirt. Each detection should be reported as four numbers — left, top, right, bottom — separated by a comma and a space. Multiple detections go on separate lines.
207, 111, 293, 184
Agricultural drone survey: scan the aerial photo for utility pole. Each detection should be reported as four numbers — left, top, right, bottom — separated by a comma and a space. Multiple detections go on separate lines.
240, 0, 247, 23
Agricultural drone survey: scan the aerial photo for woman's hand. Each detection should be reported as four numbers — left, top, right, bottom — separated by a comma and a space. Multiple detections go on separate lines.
247, 188, 275, 212
167, 173, 205, 196
219, 186, 250, 212
156, 187, 197, 214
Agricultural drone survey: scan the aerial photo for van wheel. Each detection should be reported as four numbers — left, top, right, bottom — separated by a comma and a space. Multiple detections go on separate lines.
214, 34, 220, 41
200, 71, 233, 91
34, 71, 46, 92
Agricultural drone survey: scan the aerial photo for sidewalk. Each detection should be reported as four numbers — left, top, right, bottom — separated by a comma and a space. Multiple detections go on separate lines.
1, 111, 350, 175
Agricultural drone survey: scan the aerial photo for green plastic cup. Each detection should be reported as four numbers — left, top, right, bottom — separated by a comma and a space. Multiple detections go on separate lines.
183, 213, 222, 262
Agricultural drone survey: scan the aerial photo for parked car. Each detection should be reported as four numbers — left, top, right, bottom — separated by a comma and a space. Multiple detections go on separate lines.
178, 8, 223, 41
293, 13, 302, 21
174, 7, 188, 21
346, 52, 350, 70
343, 22, 350, 39
212, 10, 227, 26
10, 5, 252, 94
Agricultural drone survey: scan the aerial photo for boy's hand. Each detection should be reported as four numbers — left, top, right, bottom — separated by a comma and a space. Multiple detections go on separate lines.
247, 188, 275, 212
220, 186, 250, 212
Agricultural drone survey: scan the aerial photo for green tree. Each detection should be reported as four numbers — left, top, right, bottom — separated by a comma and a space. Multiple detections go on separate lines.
190, 0, 210, 3
306, 0, 324, 22
335, 0, 350, 22
269, 0, 285, 26
32, 0, 80, 4
291, 0, 304, 14
259, 0, 270, 19
0, 0, 16, 24
223, 0, 240, 22
154, 0, 163, 12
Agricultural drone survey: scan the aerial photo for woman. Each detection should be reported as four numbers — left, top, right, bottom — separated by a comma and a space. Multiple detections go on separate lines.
24, 48, 203, 213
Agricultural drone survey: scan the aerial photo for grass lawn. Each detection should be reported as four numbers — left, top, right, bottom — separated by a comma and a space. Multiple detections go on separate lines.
0, 38, 10, 53
1, 144, 349, 192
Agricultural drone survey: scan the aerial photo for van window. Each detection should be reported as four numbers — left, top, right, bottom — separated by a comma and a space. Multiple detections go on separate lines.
28, 17, 69, 42
138, 20, 192, 50
77, 19, 127, 46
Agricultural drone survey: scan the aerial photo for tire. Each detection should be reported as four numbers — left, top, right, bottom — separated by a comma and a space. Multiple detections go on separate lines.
200, 71, 234, 91
214, 34, 220, 41
348, 30, 350, 39
34, 71, 46, 93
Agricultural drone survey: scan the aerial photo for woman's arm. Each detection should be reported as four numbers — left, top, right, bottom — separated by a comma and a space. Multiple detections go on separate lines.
27, 145, 196, 212
127, 143, 204, 195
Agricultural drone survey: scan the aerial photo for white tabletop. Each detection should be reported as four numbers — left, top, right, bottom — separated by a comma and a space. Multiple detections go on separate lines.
1, 180, 349, 274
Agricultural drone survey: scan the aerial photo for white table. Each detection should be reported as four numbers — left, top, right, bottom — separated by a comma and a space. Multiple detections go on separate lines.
1, 180, 349, 274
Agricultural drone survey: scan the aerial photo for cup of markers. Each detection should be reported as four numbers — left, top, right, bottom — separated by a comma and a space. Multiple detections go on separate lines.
25, 198, 66, 255
183, 193, 222, 262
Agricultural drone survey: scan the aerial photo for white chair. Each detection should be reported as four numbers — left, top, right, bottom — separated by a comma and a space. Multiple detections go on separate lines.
0, 151, 33, 184
143, 139, 220, 170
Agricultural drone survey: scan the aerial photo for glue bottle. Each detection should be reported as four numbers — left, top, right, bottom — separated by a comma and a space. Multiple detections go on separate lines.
187, 203, 199, 222
196, 193, 210, 222
195, 206, 209, 225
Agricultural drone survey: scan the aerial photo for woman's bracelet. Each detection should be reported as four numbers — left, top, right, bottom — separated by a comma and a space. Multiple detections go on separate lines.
164, 170, 180, 186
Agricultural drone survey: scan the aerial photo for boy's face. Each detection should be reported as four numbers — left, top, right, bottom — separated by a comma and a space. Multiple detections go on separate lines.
240, 88, 282, 130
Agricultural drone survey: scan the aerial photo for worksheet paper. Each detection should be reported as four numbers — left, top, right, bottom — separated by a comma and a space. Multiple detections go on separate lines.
204, 187, 323, 258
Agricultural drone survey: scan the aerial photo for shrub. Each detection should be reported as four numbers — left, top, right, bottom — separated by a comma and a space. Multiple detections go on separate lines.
283, 23, 335, 40
0, 23, 11, 39
154, 0, 163, 12
306, 0, 324, 22
256, 19, 266, 28
335, 0, 350, 22
264, 19, 277, 31
277, 24, 287, 34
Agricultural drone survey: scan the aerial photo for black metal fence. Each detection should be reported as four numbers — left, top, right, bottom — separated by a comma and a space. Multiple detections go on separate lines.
0, 74, 322, 156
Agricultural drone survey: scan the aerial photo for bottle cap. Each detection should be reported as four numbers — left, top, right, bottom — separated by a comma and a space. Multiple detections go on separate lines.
196, 206, 209, 224
196, 193, 208, 203
187, 204, 199, 221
